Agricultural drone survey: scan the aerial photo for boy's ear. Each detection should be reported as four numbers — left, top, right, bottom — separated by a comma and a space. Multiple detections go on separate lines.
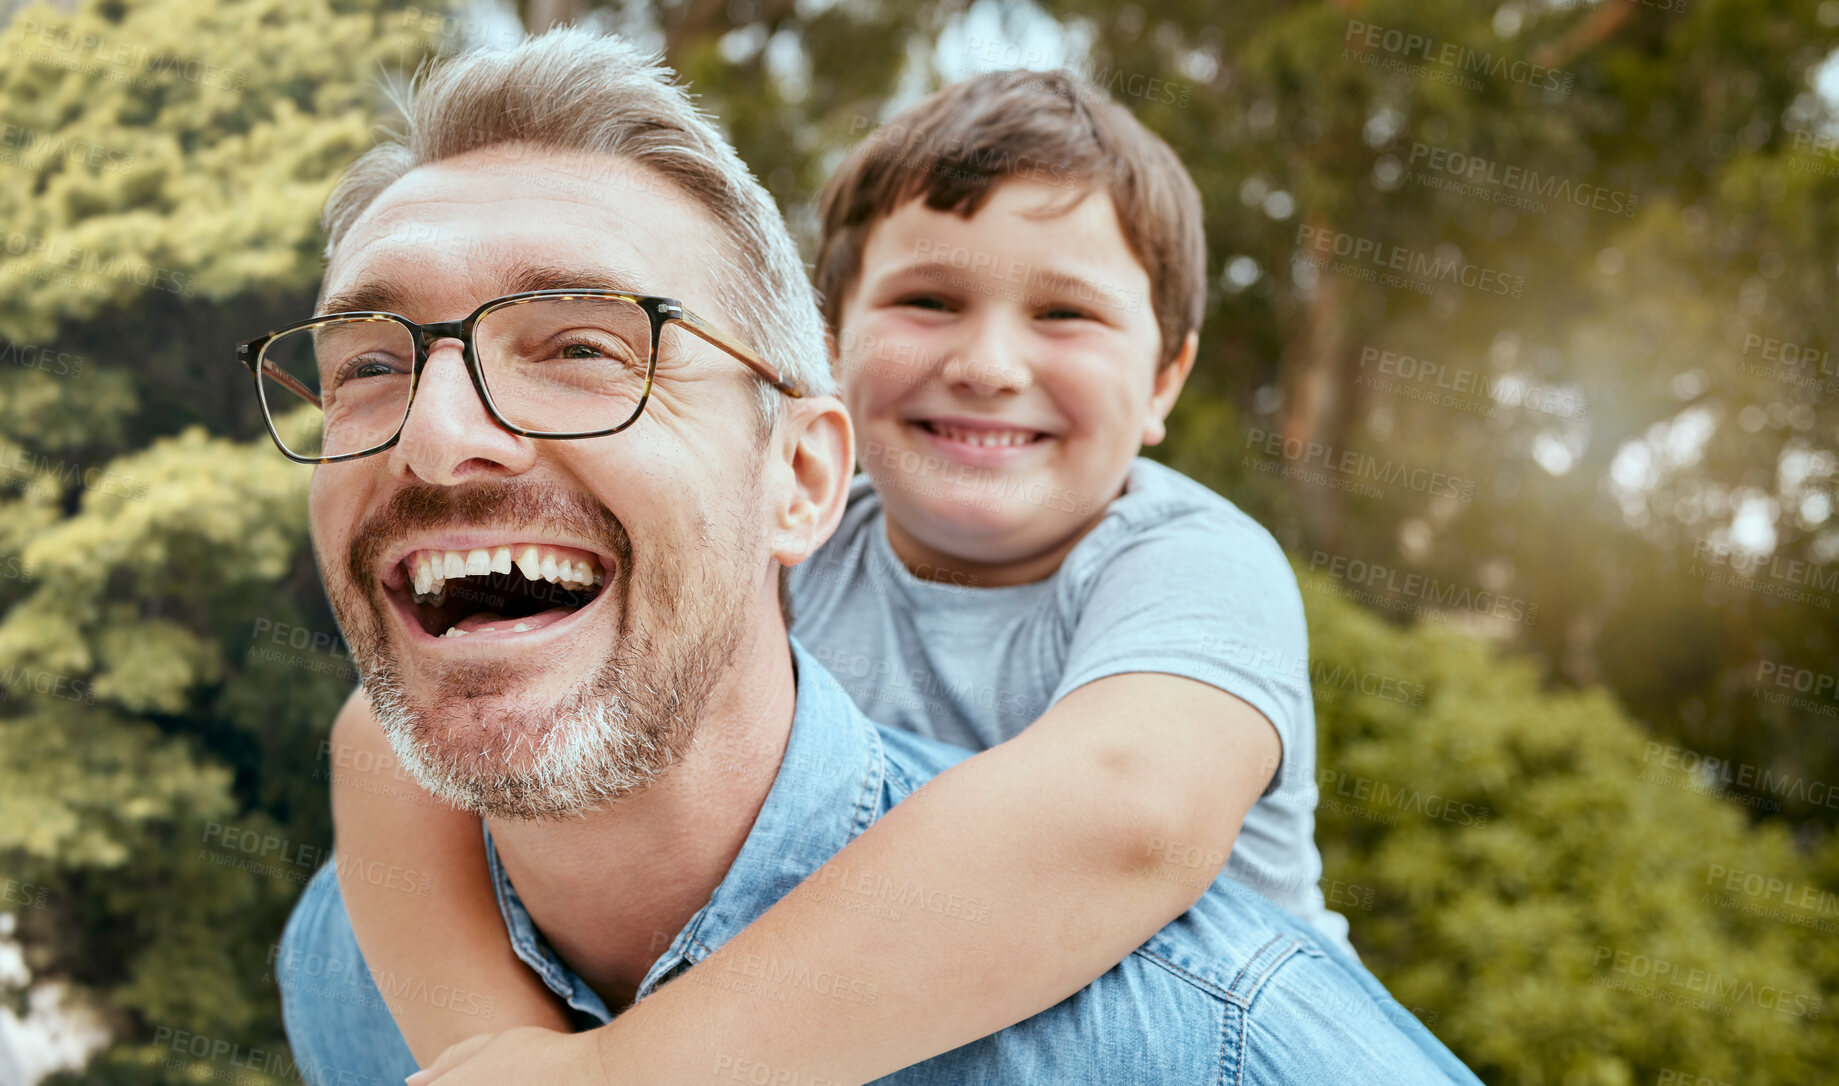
1141, 330, 1199, 447
769, 393, 854, 569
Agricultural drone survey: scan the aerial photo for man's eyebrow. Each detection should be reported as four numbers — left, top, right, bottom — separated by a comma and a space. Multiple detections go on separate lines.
316, 262, 656, 318
317, 282, 407, 317
501, 262, 654, 298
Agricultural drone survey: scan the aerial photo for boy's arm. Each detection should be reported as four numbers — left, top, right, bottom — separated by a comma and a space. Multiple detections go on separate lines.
581, 669, 1277, 1086
328, 686, 572, 1063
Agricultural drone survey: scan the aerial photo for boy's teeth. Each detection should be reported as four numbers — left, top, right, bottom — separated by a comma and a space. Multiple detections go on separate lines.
930, 422, 1038, 447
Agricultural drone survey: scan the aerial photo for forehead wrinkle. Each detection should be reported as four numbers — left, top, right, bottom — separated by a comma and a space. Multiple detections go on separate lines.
317, 259, 660, 319
317, 145, 748, 346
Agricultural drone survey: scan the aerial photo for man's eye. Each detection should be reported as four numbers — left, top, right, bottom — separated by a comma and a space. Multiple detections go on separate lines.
336, 355, 406, 383
535, 334, 642, 365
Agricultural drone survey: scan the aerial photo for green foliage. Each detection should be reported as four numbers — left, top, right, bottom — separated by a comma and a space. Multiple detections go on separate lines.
0, 0, 432, 341
1305, 572, 1835, 1084
0, 0, 439, 1078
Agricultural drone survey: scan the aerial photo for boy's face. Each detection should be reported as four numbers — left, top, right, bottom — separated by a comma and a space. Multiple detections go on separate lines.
834, 180, 1191, 581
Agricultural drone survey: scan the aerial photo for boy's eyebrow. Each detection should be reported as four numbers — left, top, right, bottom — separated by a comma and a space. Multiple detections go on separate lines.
885, 257, 1133, 308
1023, 267, 1126, 301
317, 261, 655, 317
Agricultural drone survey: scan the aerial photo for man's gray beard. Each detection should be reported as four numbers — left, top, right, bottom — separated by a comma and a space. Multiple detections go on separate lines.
346, 542, 747, 821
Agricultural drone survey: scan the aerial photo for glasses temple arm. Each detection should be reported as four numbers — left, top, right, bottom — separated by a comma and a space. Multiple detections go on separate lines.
674, 311, 803, 398
257, 353, 324, 410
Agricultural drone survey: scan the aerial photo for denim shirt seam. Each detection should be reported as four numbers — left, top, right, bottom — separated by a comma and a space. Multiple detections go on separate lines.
851, 717, 887, 836
1220, 996, 1237, 1086
633, 900, 721, 1001
1215, 930, 1311, 1084
1221, 934, 1295, 1008
1133, 946, 1230, 1003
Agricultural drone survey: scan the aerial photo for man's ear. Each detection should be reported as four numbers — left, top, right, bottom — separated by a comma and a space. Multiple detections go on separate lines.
1142, 330, 1199, 446
769, 393, 853, 568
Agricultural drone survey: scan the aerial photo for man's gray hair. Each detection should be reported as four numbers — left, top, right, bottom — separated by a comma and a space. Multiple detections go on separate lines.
321, 27, 833, 419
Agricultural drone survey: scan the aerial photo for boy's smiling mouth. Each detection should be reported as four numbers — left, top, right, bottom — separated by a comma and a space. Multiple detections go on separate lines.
907, 414, 1056, 464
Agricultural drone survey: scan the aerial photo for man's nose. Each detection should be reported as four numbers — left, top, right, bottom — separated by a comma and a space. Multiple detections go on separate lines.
940, 314, 1033, 395
386, 337, 536, 484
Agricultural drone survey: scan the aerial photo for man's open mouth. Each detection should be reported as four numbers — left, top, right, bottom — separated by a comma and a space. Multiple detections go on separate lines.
386, 544, 608, 639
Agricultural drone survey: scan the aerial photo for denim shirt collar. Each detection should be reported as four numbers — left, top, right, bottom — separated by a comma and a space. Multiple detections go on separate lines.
482, 636, 886, 1023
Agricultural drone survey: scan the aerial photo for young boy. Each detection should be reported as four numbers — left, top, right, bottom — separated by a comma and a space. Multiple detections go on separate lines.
333, 68, 1348, 1082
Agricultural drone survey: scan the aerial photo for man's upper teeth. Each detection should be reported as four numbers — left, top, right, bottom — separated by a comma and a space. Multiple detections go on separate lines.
408, 545, 604, 596
932, 423, 1037, 446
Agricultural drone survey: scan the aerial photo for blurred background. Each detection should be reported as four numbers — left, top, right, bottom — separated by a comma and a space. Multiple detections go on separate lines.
0, 0, 1835, 1082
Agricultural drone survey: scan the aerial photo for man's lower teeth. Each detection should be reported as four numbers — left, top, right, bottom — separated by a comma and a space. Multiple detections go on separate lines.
440, 621, 541, 638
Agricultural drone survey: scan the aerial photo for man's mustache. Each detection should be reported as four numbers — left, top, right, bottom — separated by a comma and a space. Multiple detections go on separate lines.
345, 480, 633, 596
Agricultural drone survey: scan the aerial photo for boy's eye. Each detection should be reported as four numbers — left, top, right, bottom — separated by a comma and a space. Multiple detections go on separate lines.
1041, 305, 1094, 321
894, 294, 953, 312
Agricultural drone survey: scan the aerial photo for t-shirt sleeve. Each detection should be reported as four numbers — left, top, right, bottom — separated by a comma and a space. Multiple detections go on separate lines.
1046, 510, 1313, 793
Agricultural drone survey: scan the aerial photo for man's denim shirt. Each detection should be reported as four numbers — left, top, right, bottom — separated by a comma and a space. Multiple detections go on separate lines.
279, 638, 1482, 1085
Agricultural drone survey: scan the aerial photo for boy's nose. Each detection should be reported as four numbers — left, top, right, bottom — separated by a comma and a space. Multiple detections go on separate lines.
942, 323, 1032, 395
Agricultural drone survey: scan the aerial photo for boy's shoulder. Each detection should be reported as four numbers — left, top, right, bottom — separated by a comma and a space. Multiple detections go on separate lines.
1107, 457, 1259, 528
1062, 458, 1289, 583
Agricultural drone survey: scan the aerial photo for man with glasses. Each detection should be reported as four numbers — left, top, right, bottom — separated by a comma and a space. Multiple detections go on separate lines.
241, 287, 797, 465
265, 27, 1482, 1086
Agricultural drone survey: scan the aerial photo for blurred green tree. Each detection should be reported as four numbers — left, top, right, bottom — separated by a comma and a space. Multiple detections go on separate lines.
1304, 565, 1837, 1084
1, 0, 436, 1079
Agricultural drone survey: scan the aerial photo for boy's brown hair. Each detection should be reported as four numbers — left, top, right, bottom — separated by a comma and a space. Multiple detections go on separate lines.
814, 69, 1206, 369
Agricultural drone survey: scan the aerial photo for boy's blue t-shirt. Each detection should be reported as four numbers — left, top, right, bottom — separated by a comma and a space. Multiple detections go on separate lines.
788, 457, 1350, 950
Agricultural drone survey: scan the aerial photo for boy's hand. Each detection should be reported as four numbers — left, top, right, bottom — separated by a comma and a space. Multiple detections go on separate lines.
404, 1026, 611, 1086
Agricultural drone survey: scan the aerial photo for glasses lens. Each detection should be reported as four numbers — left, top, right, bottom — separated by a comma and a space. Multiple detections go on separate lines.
258, 318, 415, 460
475, 297, 655, 434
